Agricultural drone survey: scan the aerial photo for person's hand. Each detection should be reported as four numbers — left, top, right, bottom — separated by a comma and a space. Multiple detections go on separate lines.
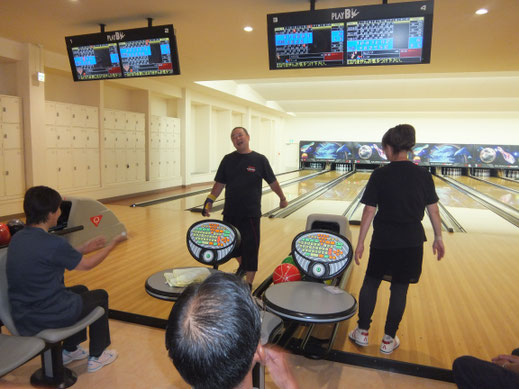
354, 244, 364, 265
492, 354, 519, 373
111, 232, 127, 246
202, 195, 216, 217
80, 236, 106, 254
432, 237, 445, 260
260, 345, 299, 389
280, 198, 288, 209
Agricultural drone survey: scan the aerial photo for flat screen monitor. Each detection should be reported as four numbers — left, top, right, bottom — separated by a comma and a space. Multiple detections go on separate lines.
65, 24, 180, 81
474, 145, 519, 169
300, 141, 354, 162
353, 142, 388, 164
267, 0, 433, 70
426, 144, 474, 167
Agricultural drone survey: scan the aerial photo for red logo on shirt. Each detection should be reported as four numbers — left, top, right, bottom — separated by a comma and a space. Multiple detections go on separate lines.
247, 166, 256, 172
90, 215, 103, 227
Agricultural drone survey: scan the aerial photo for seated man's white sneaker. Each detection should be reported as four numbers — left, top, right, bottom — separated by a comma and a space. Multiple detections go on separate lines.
87, 349, 118, 372
62, 345, 88, 365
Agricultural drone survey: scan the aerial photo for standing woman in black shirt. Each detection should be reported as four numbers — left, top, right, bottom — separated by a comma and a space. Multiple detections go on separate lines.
349, 124, 445, 354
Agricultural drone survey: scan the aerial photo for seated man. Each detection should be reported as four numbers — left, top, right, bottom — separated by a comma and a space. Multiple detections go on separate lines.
452, 350, 519, 388
7, 186, 126, 372
165, 272, 298, 389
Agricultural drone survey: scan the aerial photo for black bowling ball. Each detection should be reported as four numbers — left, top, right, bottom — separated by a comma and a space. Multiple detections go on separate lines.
6, 219, 25, 236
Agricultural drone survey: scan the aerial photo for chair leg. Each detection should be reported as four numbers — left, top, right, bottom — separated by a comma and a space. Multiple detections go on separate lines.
30, 344, 77, 388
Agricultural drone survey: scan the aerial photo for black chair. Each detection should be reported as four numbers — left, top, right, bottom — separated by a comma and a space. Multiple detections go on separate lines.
0, 250, 104, 388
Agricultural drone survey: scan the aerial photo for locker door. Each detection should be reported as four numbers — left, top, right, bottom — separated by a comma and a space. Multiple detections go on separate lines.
45, 102, 56, 125
103, 130, 116, 149
135, 132, 145, 149
85, 107, 99, 128
115, 149, 127, 183
70, 128, 86, 149
136, 149, 145, 181
103, 109, 115, 130
149, 150, 159, 180
85, 129, 99, 149
103, 151, 116, 185
55, 103, 72, 127
114, 111, 126, 130
3, 149, 25, 196
45, 125, 58, 149
1, 96, 22, 124
125, 112, 136, 130
45, 149, 59, 189
126, 149, 137, 182
86, 149, 100, 187
56, 127, 72, 148
1, 123, 22, 149
56, 150, 74, 189
71, 105, 86, 128
72, 149, 88, 188
135, 113, 145, 131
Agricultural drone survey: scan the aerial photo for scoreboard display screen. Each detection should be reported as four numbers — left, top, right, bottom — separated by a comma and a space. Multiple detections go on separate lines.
71, 43, 122, 80
291, 230, 353, 280
186, 220, 240, 265
120, 37, 174, 77
268, 0, 433, 70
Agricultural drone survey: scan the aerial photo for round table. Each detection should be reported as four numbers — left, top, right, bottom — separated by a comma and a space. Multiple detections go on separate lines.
145, 267, 218, 301
264, 281, 357, 323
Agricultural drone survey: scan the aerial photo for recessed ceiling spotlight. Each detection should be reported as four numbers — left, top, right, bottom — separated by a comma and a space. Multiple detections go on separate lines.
475, 8, 488, 15
244, 26, 253, 32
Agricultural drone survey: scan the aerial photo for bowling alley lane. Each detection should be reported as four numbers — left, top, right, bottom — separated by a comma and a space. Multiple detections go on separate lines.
287, 172, 371, 221
483, 176, 519, 191
451, 175, 519, 209
146, 169, 315, 211
433, 176, 519, 234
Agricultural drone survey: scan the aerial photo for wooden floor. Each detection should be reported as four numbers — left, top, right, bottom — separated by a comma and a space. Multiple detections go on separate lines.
59, 192, 519, 372
1, 320, 456, 389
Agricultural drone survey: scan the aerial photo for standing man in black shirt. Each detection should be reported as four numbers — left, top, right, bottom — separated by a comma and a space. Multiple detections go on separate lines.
349, 124, 445, 354
202, 127, 288, 287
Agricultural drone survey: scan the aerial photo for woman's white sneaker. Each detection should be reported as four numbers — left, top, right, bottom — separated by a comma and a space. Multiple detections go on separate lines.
348, 327, 369, 346
380, 335, 400, 354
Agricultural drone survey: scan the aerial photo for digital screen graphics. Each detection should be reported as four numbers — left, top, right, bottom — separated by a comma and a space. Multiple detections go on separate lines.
71, 43, 122, 80
120, 38, 174, 77
186, 220, 240, 265
291, 230, 353, 280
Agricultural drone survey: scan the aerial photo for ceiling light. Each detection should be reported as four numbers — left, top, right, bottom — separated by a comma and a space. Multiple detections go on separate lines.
475, 8, 488, 15
243, 26, 253, 32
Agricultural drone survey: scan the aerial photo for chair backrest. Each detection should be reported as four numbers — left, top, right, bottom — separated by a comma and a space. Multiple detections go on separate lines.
305, 213, 352, 242
0, 249, 19, 335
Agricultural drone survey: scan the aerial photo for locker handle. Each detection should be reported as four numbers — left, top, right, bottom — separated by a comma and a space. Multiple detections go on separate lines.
5, 170, 8, 176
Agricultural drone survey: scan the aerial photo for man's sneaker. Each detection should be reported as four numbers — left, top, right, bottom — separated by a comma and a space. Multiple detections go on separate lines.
380, 335, 400, 354
62, 345, 88, 365
87, 349, 118, 373
348, 327, 369, 346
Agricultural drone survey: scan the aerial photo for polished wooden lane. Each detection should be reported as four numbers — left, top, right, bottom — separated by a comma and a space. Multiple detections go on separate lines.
452, 175, 519, 209
64, 194, 519, 372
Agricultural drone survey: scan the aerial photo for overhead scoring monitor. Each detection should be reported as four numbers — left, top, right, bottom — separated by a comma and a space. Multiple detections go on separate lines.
267, 0, 433, 69
65, 24, 180, 81
186, 220, 241, 266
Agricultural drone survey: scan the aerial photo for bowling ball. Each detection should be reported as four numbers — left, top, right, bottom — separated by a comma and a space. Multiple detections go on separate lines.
282, 255, 296, 266
301, 153, 308, 161
0, 223, 12, 246
479, 147, 496, 164
272, 263, 301, 284
6, 219, 25, 236
358, 145, 372, 160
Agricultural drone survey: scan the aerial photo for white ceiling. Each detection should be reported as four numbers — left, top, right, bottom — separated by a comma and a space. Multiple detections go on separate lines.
0, 0, 518, 115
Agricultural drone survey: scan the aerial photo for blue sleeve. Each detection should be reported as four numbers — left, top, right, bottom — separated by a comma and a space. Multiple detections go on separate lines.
54, 238, 82, 271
